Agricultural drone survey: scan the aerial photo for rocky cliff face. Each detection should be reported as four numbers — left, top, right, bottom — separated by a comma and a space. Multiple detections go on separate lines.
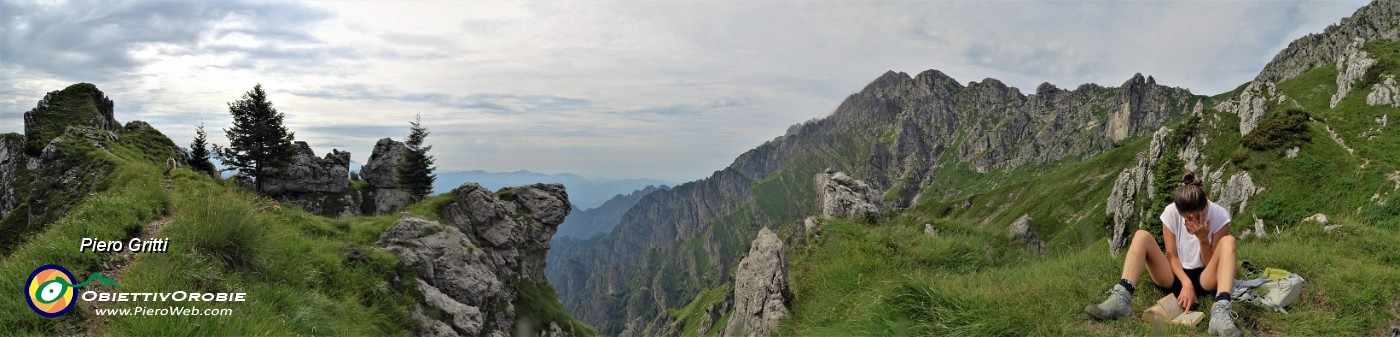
376, 182, 577, 337
360, 138, 413, 214
1252, 0, 1399, 84
549, 67, 1196, 335
259, 141, 360, 218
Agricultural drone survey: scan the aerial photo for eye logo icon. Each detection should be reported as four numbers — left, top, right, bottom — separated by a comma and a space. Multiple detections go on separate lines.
26, 264, 77, 318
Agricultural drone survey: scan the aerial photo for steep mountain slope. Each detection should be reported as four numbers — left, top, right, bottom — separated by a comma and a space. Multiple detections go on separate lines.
551, 1, 1400, 335
550, 69, 1198, 334
555, 185, 668, 240
671, 1, 1400, 336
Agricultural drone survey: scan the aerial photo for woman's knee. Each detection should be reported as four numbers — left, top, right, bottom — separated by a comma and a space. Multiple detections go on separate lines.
1217, 235, 1237, 250
1134, 229, 1154, 242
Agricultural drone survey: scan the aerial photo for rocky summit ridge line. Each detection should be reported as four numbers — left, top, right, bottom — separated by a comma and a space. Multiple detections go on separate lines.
549, 68, 1196, 336
546, 1, 1400, 335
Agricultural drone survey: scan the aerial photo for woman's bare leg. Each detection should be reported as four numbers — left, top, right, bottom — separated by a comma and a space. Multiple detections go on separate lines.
1199, 235, 1237, 293
1122, 229, 1175, 288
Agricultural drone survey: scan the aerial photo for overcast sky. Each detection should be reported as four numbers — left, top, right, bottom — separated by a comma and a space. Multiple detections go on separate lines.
0, 0, 1370, 182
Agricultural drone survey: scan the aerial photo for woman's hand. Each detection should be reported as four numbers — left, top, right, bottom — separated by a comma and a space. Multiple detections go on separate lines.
1185, 216, 1210, 240
1177, 285, 1196, 310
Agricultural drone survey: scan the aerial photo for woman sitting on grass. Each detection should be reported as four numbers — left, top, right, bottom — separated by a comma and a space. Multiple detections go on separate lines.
1085, 171, 1243, 337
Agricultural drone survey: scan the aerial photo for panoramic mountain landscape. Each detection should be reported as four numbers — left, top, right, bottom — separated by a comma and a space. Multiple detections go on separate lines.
2, 0, 1399, 336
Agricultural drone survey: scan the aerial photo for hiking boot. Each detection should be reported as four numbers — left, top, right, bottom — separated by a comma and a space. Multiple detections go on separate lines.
1208, 300, 1244, 337
1085, 284, 1133, 320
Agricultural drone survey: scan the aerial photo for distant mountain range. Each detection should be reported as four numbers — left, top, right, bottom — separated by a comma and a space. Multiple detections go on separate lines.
431, 170, 673, 210
556, 185, 667, 240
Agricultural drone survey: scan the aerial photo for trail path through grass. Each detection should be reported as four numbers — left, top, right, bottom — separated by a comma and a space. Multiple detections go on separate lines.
80, 214, 173, 336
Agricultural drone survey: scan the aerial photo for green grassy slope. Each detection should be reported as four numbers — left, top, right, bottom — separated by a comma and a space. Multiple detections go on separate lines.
0, 115, 593, 335
772, 40, 1400, 336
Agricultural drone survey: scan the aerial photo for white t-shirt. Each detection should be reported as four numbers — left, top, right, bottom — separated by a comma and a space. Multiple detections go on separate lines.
1160, 201, 1231, 269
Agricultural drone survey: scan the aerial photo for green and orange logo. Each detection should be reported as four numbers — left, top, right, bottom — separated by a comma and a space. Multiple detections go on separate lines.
26, 264, 118, 317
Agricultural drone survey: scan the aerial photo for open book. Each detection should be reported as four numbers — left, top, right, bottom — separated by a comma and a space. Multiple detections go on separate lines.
1142, 293, 1205, 326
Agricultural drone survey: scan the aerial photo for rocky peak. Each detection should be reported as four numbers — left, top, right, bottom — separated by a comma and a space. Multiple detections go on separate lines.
21, 83, 118, 156
721, 228, 792, 337
360, 138, 412, 214
1254, 0, 1399, 84
376, 182, 574, 336
861, 70, 915, 96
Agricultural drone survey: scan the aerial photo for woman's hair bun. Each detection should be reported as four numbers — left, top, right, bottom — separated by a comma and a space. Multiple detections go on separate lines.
1182, 171, 1202, 187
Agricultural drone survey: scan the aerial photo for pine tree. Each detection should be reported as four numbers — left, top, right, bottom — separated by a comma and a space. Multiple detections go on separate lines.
189, 122, 216, 176
219, 84, 296, 193
398, 114, 436, 201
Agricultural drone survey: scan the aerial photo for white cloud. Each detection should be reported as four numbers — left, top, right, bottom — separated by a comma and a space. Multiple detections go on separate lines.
0, 0, 1372, 182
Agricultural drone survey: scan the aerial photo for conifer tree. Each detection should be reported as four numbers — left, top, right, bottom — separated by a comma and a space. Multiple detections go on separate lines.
189, 122, 216, 176
219, 84, 296, 193
398, 114, 436, 201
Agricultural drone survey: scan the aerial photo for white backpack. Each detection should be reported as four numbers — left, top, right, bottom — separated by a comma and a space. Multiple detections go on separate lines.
1230, 261, 1305, 313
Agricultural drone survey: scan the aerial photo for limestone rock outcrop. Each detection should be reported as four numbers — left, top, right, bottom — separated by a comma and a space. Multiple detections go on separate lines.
1368, 76, 1400, 107
815, 169, 882, 221
360, 138, 412, 214
722, 228, 792, 337
1008, 214, 1045, 255
260, 141, 360, 218
1214, 80, 1284, 135
376, 182, 577, 336
1332, 38, 1378, 108
1253, 0, 1399, 84
1214, 171, 1265, 216
1105, 127, 1169, 256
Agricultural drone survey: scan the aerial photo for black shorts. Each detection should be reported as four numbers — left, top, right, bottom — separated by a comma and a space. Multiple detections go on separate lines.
1160, 268, 1211, 298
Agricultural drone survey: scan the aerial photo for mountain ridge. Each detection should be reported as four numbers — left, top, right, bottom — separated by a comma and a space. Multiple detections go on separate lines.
549, 67, 1197, 334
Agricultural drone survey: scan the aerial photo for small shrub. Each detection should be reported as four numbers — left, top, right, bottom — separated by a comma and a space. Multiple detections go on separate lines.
1230, 149, 1250, 165
1242, 109, 1312, 150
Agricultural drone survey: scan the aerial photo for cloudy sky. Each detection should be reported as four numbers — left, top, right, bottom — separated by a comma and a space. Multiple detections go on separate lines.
0, 0, 1370, 182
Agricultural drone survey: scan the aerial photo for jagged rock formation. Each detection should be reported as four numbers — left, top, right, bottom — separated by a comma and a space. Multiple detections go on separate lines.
1253, 0, 1399, 84
1215, 80, 1286, 135
375, 182, 576, 337
1333, 38, 1379, 108
1215, 171, 1265, 216
1105, 127, 1169, 255
1, 83, 184, 253
21, 83, 118, 155
259, 141, 360, 218
1007, 214, 1045, 254
721, 228, 792, 337
814, 169, 882, 221
804, 217, 822, 237
0, 135, 26, 217
550, 69, 1195, 335
556, 185, 667, 239
1368, 75, 1400, 107
360, 138, 412, 214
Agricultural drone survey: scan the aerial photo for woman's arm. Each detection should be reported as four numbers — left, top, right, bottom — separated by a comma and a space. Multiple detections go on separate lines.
1200, 223, 1232, 264
1164, 225, 1196, 309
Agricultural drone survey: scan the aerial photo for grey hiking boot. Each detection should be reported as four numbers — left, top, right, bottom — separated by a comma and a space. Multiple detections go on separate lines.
1208, 300, 1244, 337
1085, 284, 1133, 320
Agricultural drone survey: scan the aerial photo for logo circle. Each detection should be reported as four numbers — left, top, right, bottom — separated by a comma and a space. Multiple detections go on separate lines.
26, 264, 75, 318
